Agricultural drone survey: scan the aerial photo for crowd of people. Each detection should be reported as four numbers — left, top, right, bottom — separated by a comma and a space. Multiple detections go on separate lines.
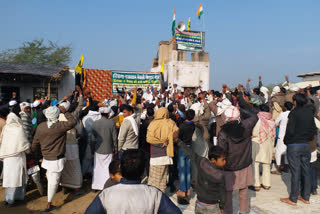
0, 75, 319, 214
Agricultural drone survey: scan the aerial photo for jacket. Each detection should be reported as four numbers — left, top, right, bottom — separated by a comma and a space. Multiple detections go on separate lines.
284, 105, 317, 145
32, 112, 77, 160
178, 140, 225, 208
85, 178, 182, 214
217, 110, 258, 171
179, 121, 195, 146
92, 117, 117, 154
118, 116, 139, 151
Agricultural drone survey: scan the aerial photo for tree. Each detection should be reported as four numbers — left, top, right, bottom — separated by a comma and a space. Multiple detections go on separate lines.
0, 39, 72, 65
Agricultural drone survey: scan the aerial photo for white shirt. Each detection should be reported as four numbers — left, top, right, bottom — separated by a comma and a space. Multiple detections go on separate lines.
275, 111, 290, 139
142, 92, 153, 103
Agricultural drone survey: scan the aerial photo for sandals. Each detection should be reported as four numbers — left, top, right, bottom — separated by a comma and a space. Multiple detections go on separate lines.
249, 186, 261, 191
261, 185, 271, 190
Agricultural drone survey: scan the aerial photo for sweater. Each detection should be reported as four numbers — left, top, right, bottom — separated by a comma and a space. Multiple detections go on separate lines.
218, 110, 258, 171
178, 140, 225, 208
284, 105, 317, 145
85, 178, 182, 214
32, 112, 77, 160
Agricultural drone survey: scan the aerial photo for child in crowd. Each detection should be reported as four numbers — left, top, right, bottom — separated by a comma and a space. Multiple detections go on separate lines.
177, 140, 226, 214
104, 160, 122, 188
176, 109, 196, 202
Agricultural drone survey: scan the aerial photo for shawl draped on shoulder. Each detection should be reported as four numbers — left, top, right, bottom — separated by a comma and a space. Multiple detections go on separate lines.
147, 107, 178, 157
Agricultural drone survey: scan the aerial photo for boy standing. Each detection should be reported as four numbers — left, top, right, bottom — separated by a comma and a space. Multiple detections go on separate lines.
177, 140, 226, 214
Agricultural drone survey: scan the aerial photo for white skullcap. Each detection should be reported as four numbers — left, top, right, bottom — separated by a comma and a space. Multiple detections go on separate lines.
59, 101, 70, 111
9, 100, 17, 106
271, 86, 281, 97
32, 100, 41, 108
224, 107, 240, 122
99, 107, 111, 114
20, 102, 31, 112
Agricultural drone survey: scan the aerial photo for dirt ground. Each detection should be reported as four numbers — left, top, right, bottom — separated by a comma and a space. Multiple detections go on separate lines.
0, 179, 97, 214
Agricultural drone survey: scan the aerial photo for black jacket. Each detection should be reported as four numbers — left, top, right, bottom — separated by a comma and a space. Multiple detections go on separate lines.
177, 140, 225, 208
179, 121, 195, 146
217, 110, 258, 171
284, 105, 317, 145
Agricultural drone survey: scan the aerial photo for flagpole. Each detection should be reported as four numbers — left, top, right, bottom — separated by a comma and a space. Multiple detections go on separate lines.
202, 10, 205, 32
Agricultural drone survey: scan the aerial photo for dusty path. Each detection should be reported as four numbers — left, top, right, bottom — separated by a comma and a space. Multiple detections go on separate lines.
0, 172, 319, 214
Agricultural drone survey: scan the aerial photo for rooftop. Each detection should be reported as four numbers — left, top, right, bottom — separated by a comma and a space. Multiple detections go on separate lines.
0, 62, 68, 80
297, 72, 320, 77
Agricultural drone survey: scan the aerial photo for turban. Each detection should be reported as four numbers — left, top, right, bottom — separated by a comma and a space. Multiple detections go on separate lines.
59, 101, 70, 111
250, 98, 263, 106
20, 102, 31, 112
271, 86, 280, 97
224, 106, 240, 122
43, 106, 60, 128
99, 107, 111, 114
51, 100, 58, 106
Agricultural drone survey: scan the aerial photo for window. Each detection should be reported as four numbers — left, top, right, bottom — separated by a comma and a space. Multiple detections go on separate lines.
33, 87, 58, 100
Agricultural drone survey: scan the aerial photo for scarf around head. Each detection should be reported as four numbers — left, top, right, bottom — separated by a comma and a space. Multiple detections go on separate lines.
257, 111, 276, 143
147, 107, 178, 157
44, 106, 60, 128
0, 113, 30, 159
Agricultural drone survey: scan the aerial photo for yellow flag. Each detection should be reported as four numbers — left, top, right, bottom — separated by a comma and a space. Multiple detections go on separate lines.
187, 17, 191, 31
160, 59, 164, 74
75, 55, 84, 74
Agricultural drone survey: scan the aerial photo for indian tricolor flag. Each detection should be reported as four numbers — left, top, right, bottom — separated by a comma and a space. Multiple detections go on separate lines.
172, 8, 176, 36
197, 3, 203, 20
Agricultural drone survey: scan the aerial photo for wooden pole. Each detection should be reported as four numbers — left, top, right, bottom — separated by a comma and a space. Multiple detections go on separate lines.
47, 80, 51, 100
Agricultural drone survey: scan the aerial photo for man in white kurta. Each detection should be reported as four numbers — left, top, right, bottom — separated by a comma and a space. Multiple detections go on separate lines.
273, 102, 293, 174
0, 111, 30, 205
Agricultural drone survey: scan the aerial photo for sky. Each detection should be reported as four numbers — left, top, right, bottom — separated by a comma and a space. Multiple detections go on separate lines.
1, 0, 320, 90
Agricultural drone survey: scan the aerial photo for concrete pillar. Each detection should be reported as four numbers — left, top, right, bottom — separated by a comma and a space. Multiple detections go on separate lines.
191, 52, 209, 62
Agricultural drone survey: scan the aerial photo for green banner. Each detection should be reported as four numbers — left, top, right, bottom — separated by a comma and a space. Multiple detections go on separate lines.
112, 71, 161, 93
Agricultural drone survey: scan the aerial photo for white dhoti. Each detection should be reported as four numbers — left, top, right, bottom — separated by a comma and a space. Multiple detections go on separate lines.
3, 153, 27, 204
92, 153, 112, 190
42, 158, 66, 202
275, 137, 287, 166
60, 144, 82, 189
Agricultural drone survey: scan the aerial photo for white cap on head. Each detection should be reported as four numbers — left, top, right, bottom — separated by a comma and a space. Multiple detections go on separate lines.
99, 107, 111, 114
20, 102, 31, 112
9, 100, 17, 106
32, 100, 41, 108
59, 101, 71, 111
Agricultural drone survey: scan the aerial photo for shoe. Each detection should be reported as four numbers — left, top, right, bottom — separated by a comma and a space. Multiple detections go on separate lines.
44, 205, 59, 213
177, 196, 189, 205
311, 191, 318, 195
249, 186, 260, 191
